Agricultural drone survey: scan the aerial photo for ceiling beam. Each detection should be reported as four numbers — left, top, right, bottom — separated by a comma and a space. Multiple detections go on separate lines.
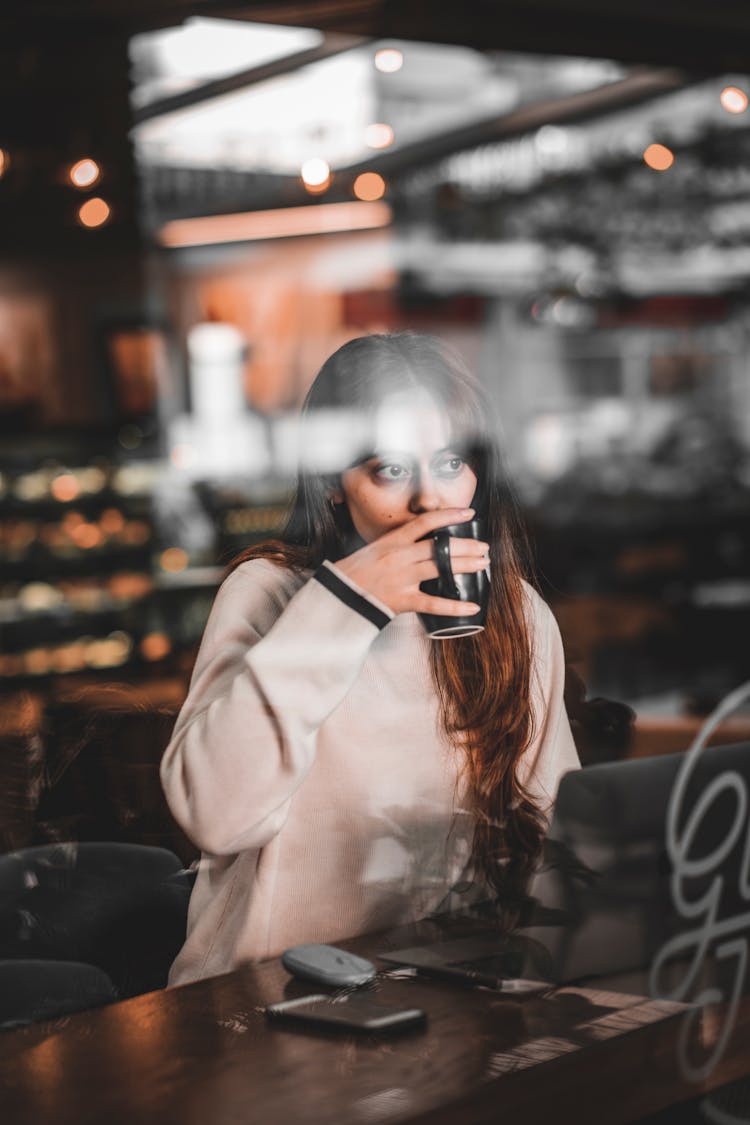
132, 32, 366, 124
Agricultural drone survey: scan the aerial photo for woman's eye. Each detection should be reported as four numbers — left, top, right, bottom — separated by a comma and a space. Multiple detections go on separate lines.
374, 463, 410, 482
436, 455, 465, 477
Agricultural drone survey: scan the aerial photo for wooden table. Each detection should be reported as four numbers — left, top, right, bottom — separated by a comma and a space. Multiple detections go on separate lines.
0, 925, 741, 1125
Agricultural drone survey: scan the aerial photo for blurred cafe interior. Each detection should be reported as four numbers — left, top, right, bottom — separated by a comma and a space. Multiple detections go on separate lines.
2, 0, 750, 1109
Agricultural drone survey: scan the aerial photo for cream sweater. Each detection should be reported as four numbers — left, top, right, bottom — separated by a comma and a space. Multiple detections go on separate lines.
161, 558, 580, 986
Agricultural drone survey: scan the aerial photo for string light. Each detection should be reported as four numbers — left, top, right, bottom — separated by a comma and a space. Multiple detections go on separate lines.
720, 86, 748, 114
78, 197, 111, 227
69, 522, 103, 549
374, 48, 403, 73
141, 633, 172, 662
643, 143, 674, 172
160, 547, 189, 573
365, 123, 394, 149
69, 158, 101, 188
50, 473, 80, 502
353, 172, 386, 201
300, 158, 331, 194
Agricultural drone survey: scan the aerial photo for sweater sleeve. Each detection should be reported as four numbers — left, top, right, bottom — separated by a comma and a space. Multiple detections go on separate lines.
160, 559, 393, 856
519, 588, 581, 818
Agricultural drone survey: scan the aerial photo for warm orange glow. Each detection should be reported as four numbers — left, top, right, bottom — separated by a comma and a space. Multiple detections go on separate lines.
304, 184, 331, 198
365, 123, 394, 149
643, 143, 674, 172
78, 196, 111, 228
720, 86, 748, 114
353, 172, 386, 201
70, 158, 101, 188
160, 546, 189, 573
52, 643, 87, 673
374, 48, 403, 73
140, 632, 172, 662
25, 648, 53, 676
121, 520, 150, 545
84, 634, 131, 668
157, 200, 392, 248
108, 572, 152, 600
303, 181, 331, 196
51, 473, 80, 502
300, 157, 331, 193
70, 523, 103, 549
99, 507, 126, 535
62, 510, 85, 531
0, 149, 8, 178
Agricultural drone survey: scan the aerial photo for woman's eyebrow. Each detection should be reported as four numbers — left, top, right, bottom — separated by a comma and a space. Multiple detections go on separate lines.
427, 445, 466, 462
345, 449, 411, 470
365, 449, 415, 462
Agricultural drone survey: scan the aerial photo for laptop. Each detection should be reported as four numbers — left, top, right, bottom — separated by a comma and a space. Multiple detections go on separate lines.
378, 741, 750, 989
378, 934, 541, 991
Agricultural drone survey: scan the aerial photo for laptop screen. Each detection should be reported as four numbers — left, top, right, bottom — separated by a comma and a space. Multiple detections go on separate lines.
523, 741, 750, 986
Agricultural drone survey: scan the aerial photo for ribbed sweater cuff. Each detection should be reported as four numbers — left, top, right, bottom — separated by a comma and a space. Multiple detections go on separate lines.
313, 562, 393, 631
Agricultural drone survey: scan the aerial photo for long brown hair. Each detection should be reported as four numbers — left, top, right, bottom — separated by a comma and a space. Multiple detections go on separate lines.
229, 332, 545, 916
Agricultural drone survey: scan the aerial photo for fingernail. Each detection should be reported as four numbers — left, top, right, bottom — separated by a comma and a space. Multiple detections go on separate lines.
461, 508, 475, 516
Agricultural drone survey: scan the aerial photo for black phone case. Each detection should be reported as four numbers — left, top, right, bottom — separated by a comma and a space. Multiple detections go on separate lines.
266, 993, 426, 1034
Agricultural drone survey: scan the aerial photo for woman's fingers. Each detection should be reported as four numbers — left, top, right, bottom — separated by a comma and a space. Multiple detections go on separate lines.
415, 593, 482, 616
389, 508, 475, 545
413, 557, 488, 583
448, 538, 489, 560
405, 536, 489, 565
335, 510, 487, 616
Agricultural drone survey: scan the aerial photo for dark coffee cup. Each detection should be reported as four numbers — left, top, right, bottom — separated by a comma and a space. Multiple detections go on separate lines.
418, 520, 490, 639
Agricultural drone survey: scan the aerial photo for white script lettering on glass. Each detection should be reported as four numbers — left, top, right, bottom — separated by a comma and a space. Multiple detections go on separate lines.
649, 680, 750, 1123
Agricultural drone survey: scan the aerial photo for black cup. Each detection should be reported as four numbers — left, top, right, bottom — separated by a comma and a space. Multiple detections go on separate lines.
418, 520, 490, 639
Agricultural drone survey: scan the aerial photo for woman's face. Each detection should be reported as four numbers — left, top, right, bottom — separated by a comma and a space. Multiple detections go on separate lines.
338, 389, 478, 544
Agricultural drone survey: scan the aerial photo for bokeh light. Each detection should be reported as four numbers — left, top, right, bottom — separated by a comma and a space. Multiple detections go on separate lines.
69, 158, 101, 188
720, 86, 749, 114
140, 632, 172, 662
50, 473, 80, 502
365, 123, 394, 149
160, 546, 189, 573
0, 149, 8, 178
300, 157, 331, 193
78, 196, 111, 227
69, 522, 103, 550
99, 508, 126, 535
374, 48, 403, 73
353, 172, 386, 201
643, 143, 674, 172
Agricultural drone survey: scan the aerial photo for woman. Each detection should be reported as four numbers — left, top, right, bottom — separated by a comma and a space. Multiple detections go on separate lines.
161, 332, 579, 986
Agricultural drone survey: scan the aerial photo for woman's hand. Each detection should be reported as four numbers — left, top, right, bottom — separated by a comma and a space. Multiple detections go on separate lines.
333, 508, 489, 617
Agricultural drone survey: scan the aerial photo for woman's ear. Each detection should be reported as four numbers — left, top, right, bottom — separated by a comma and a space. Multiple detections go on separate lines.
322, 470, 344, 508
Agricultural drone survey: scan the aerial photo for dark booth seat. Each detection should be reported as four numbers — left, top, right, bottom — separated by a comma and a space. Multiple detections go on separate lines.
0, 841, 192, 1027
0, 960, 118, 1030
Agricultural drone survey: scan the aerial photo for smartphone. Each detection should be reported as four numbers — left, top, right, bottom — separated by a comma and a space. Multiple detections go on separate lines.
265, 992, 427, 1034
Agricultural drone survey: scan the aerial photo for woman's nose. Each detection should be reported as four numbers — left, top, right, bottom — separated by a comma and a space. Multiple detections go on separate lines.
407, 473, 441, 513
